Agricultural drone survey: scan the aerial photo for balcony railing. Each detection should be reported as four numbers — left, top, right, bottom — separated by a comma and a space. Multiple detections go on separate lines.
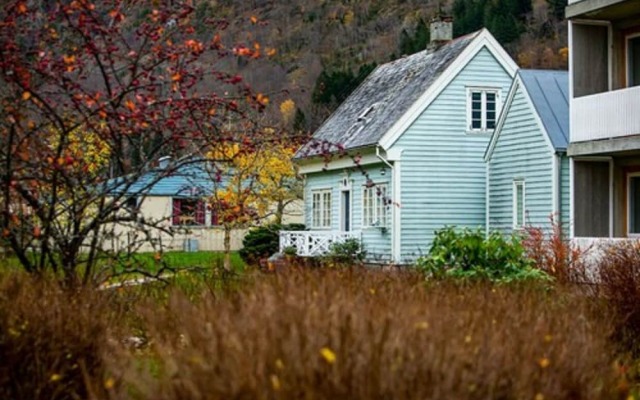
279, 230, 361, 257
571, 86, 640, 143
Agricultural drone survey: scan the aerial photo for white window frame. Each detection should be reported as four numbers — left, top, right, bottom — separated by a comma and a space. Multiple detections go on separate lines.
513, 180, 526, 230
625, 32, 640, 88
466, 87, 501, 133
362, 183, 389, 229
627, 172, 640, 237
311, 189, 332, 229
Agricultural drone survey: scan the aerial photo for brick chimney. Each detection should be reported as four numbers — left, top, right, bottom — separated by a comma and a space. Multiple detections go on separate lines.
428, 16, 453, 51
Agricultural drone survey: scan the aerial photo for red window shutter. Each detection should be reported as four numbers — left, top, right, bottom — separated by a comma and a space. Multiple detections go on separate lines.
196, 200, 205, 225
172, 199, 181, 225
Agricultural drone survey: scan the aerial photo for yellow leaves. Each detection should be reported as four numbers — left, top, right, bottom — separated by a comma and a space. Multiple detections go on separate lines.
50, 373, 62, 382
342, 9, 355, 25
538, 357, 550, 369
320, 347, 336, 364
266, 48, 277, 57
543, 334, 553, 343
414, 321, 429, 330
535, 394, 545, 400
104, 377, 115, 389
275, 358, 285, 370
269, 374, 281, 390
280, 99, 296, 124
464, 335, 472, 344
22, 91, 31, 101
559, 47, 569, 63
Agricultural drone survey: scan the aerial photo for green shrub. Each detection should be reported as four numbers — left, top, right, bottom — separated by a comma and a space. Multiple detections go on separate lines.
416, 227, 549, 283
239, 224, 305, 265
324, 238, 366, 266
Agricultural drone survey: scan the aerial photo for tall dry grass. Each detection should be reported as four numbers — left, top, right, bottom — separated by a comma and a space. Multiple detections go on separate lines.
111, 269, 621, 400
0, 272, 124, 400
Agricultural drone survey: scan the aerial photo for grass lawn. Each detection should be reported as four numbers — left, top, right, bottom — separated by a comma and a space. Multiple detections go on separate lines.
0, 251, 246, 283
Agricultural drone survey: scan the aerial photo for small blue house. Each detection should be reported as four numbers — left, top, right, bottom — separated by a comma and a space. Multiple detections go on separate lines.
283, 23, 518, 264
485, 70, 570, 234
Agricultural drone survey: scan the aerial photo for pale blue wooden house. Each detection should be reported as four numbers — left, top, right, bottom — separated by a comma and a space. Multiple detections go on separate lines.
282, 24, 517, 264
485, 70, 570, 234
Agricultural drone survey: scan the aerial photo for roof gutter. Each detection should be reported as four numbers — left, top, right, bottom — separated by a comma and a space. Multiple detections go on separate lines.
376, 146, 393, 170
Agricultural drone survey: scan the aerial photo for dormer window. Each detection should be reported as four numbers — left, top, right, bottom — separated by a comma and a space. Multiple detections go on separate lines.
466, 87, 500, 132
357, 102, 382, 123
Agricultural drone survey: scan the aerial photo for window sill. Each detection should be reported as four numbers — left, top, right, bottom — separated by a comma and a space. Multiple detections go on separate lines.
465, 129, 494, 135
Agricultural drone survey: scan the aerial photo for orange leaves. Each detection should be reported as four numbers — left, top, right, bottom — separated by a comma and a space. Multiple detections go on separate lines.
256, 93, 269, 106
233, 46, 252, 57
266, 48, 277, 57
33, 226, 41, 238
63, 55, 75, 64
124, 99, 136, 112
21, 91, 31, 101
16, 2, 27, 14
250, 15, 258, 24
63, 54, 76, 72
171, 72, 182, 82
184, 39, 204, 55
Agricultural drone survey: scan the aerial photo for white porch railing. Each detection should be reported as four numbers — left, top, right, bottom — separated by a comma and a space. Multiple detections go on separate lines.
571, 85, 640, 143
279, 231, 362, 257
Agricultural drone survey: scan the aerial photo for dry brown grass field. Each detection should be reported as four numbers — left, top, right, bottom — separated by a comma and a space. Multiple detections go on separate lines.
1, 265, 637, 400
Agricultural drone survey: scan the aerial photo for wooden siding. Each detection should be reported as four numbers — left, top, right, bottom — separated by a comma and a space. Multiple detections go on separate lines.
303, 164, 392, 261
391, 48, 514, 262
488, 83, 563, 234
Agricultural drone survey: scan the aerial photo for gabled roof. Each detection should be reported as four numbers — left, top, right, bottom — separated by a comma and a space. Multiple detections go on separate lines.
485, 69, 569, 161
296, 31, 481, 159
519, 69, 569, 150
109, 159, 220, 197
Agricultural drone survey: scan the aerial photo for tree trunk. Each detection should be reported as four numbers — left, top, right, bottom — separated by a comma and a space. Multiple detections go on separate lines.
275, 200, 284, 225
223, 226, 231, 271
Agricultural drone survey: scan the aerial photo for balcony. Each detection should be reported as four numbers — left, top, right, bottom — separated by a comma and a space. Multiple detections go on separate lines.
571, 86, 640, 143
279, 230, 361, 257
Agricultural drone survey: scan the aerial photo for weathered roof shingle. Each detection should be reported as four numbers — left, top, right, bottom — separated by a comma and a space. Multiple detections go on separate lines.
296, 31, 480, 158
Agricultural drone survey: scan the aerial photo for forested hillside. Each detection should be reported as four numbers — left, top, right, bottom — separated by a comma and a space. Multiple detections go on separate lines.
185, 0, 567, 130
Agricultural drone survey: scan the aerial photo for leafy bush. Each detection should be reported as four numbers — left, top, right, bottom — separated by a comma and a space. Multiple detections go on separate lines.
324, 238, 366, 266
522, 216, 588, 284
239, 223, 305, 265
417, 227, 549, 283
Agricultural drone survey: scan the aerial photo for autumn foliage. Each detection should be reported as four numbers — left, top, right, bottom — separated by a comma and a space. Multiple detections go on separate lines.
0, 1, 276, 284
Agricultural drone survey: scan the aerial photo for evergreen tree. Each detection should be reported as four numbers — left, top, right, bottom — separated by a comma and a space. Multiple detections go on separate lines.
547, 0, 568, 20
293, 108, 307, 132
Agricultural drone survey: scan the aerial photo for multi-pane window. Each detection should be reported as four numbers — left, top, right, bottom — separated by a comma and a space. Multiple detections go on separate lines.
172, 198, 206, 226
628, 175, 640, 235
513, 180, 525, 229
468, 88, 500, 131
363, 184, 389, 228
312, 190, 332, 228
